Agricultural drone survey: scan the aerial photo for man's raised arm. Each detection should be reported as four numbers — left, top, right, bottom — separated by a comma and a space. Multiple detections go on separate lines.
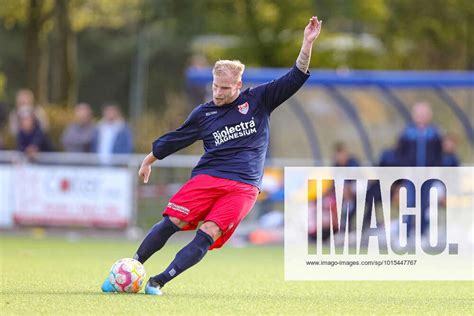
254, 16, 322, 114
296, 16, 322, 74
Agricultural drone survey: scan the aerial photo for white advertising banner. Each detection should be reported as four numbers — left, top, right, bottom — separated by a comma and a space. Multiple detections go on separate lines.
12, 166, 133, 228
285, 167, 474, 280
0, 166, 14, 228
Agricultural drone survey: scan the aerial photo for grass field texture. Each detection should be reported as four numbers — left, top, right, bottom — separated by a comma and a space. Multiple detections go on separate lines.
1, 236, 472, 315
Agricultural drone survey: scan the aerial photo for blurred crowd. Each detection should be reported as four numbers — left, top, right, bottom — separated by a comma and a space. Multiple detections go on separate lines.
0, 89, 133, 163
252, 101, 461, 245
332, 101, 460, 168
0, 89, 464, 245
309, 101, 461, 242
0, 89, 462, 169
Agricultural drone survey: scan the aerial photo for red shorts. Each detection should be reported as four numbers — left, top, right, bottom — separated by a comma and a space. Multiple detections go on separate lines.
163, 174, 259, 250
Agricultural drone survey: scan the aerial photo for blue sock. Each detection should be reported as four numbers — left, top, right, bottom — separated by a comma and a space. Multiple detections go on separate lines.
152, 229, 214, 287
134, 216, 180, 264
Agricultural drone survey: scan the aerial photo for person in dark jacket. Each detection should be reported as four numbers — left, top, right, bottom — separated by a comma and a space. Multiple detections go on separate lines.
378, 147, 399, 166
441, 133, 460, 167
16, 108, 52, 160
397, 102, 442, 237
397, 102, 442, 167
332, 142, 360, 167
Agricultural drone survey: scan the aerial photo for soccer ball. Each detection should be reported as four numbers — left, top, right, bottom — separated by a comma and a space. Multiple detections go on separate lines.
108, 258, 146, 293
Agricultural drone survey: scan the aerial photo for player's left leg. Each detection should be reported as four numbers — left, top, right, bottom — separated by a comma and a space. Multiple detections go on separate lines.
145, 221, 221, 295
133, 216, 187, 264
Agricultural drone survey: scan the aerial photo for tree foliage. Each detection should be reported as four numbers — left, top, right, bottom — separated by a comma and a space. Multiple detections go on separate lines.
0, 0, 471, 112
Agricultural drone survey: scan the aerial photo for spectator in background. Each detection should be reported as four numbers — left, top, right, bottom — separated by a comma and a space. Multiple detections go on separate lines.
397, 102, 442, 238
332, 142, 360, 167
397, 102, 442, 166
329, 142, 359, 237
92, 103, 133, 163
9, 89, 49, 135
441, 133, 460, 167
16, 108, 52, 160
61, 103, 96, 152
378, 145, 399, 166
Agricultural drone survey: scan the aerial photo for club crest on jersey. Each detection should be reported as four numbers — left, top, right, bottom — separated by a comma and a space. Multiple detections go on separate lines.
238, 102, 249, 114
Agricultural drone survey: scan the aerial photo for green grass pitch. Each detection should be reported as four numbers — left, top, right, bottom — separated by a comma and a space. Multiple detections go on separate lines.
1, 236, 472, 315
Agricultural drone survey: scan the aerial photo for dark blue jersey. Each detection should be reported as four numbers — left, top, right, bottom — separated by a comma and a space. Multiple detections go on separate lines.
397, 124, 443, 166
152, 65, 310, 188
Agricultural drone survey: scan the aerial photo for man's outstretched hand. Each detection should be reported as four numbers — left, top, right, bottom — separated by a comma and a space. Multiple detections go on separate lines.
138, 163, 152, 183
138, 152, 157, 184
304, 16, 322, 43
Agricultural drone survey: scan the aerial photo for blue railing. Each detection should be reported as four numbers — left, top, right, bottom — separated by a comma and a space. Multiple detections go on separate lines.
187, 68, 474, 87
186, 68, 474, 163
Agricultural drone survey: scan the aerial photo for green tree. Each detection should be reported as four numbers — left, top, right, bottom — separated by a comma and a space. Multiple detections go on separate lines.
0, 0, 54, 105
381, 0, 472, 69
0, 0, 144, 107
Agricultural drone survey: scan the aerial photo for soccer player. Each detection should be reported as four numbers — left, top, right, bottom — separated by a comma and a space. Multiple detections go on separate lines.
102, 16, 322, 295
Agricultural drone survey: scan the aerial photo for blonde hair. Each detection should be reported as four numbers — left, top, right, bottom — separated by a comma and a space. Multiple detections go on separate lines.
212, 60, 245, 81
